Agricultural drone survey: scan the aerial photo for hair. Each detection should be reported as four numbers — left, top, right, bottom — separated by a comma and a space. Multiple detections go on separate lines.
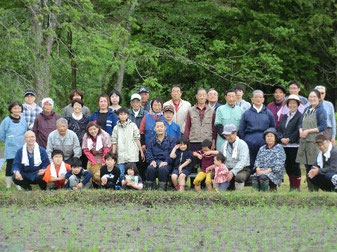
171, 84, 182, 92
195, 87, 207, 95
51, 149, 64, 159
109, 89, 122, 105
201, 139, 212, 148
56, 118, 68, 126
116, 107, 129, 116
8, 101, 23, 113
98, 93, 110, 106
225, 89, 236, 95
86, 121, 102, 136
69, 89, 84, 100
215, 153, 226, 163
150, 97, 163, 110
104, 152, 118, 162
207, 88, 218, 95
309, 89, 321, 99
234, 84, 245, 92
176, 136, 190, 149
314, 85, 326, 92
252, 90, 264, 98
71, 98, 84, 108
288, 81, 300, 88
154, 120, 165, 127
71, 157, 82, 168
126, 163, 139, 175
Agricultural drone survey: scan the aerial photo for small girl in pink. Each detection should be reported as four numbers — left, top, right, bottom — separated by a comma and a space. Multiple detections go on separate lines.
206, 153, 229, 191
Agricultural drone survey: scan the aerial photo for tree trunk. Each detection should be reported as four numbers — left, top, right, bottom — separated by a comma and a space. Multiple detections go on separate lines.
67, 27, 77, 90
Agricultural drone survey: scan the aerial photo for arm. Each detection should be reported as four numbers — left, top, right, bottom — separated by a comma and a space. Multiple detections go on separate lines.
211, 112, 216, 143
83, 149, 97, 164
316, 106, 327, 132
165, 137, 177, 164
145, 141, 154, 164
179, 159, 191, 170
230, 142, 250, 176
238, 113, 246, 139
73, 134, 82, 158
81, 170, 93, 185
183, 112, 191, 140
205, 164, 215, 173
169, 145, 179, 159
139, 117, 146, 146
46, 134, 53, 161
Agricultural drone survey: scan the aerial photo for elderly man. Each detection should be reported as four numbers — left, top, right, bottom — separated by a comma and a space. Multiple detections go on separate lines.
12, 131, 50, 190
308, 134, 337, 191
314, 85, 336, 144
215, 89, 243, 150
139, 87, 151, 112
207, 88, 221, 111
220, 124, 251, 190
163, 84, 191, 133
267, 84, 287, 130
46, 118, 81, 163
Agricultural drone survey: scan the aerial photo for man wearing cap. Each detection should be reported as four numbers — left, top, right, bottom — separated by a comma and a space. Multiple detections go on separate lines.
23, 90, 42, 129
163, 85, 191, 133
234, 84, 251, 112
307, 134, 337, 191
287, 81, 308, 113
267, 84, 287, 130
220, 124, 251, 190
163, 104, 181, 140
139, 87, 151, 112
215, 89, 243, 150
129, 93, 148, 128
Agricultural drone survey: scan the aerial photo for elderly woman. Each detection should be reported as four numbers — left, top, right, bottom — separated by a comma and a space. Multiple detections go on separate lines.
278, 95, 303, 191
89, 94, 118, 136
0, 101, 28, 188
308, 134, 337, 191
239, 90, 275, 171
252, 128, 286, 191
32, 98, 60, 148
109, 89, 122, 112
296, 89, 327, 191
82, 122, 112, 187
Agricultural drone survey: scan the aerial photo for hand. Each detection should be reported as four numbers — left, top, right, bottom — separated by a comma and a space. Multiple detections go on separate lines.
140, 151, 145, 162
211, 143, 215, 150
331, 138, 336, 146
76, 183, 83, 189
159, 162, 168, 168
227, 171, 234, 182
178, 165, 183, 174
308, 167, 319, 179
15, 172, 23, 181
204, 150, 213, 156
38, 169, 46, 176
59, 174, 65, 180
300, 130, 309, 139
150, 161, 157, 168
174, 144, 181, 150
142, 145, 147, 152
281, 138, 289, 145
194, 153, 202, 160
101, 177, 107, 185
256, 167, 263, 175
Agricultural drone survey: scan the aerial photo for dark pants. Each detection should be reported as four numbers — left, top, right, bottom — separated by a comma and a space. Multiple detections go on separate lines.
228, 167, 251, 190
252, 174, 277, 189
146, 162, 172, 182
81, 150, 88, 170
309, 172, 337, 191
190, 142, 202, 170
284, 147, 301, 177
137, 152, 147, 181
6, 159, 14, 176
12, 174, 47, 190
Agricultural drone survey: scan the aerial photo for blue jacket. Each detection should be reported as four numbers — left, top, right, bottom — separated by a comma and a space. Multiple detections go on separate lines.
171, 149, 193, 170
300, 103, 327, 132
129, 107, 147, 128
164, 120, 181, 141
12, 146, 50, 181
89, 109, 118, 135
0, 116, 27, 159
144, 113, 165, 147
65, 168, 92, 189
146, 134, 176, 164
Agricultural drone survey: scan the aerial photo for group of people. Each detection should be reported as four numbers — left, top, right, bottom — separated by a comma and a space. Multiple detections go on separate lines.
0, 82, 336, 192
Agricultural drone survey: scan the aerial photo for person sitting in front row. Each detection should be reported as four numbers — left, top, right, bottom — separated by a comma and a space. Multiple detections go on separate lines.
65, 157, 92, 190
192, 139, 219, 192
122, 163, 143, 190
43, 150, 71, 190
206, 153, 230, 192
100, 152, 120, 190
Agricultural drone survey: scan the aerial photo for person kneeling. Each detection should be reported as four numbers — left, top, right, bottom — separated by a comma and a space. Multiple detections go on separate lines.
100, 152, 120, 189
122, 163, 143, 190
65, 157, 92, 190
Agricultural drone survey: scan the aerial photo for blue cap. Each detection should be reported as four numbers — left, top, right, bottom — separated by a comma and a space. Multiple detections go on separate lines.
138, 87, 149, 94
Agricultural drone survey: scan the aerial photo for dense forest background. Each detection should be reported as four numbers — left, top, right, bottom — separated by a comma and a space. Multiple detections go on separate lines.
0, 0, 336, 117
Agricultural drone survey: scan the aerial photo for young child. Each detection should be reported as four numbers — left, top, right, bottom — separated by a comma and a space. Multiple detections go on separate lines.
122, 163, 143, 190
163, 105, 181, 140
206, 153, 229, 191
43, 150, 71, 189
100, 152, 120, 189
170, 137, 192, 191
65, 157, 92, 190
192, 139, 219, 192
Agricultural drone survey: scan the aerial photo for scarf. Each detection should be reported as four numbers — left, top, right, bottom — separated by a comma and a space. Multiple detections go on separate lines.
316, 142, 333, 169
222, 136, 239, 159
87, 134, 103, 151
22, 143, 42, 167
50, 161, 67, 178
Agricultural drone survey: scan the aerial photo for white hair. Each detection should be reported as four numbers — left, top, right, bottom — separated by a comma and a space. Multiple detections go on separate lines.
252, 90, 264, 97
314, 85, 326, 92
56, 118, 68, 126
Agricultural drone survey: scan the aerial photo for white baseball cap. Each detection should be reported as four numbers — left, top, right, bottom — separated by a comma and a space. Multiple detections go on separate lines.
130, 93, 141, 101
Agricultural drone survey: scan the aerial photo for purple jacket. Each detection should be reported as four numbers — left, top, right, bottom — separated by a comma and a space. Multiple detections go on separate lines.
32, 111, 60, 148
267, 102, 287, 130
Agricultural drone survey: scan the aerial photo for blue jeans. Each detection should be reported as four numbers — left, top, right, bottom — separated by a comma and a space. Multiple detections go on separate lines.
117, 163, 126, 183
218, 182, 230, 191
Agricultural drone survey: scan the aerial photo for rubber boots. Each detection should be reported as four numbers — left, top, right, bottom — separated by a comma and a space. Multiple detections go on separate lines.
146, 181, 155, 190
260, 179, 269, 192
158, 182, 166, 191
5, 176, 12, 189
235, 182, 245, 190
251, 178, 260, 191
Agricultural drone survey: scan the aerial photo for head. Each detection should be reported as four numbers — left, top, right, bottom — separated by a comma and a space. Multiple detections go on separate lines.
8, 101, 23, 117
314, 85, 326, 100
308, 89, 321, 107
207, 88, 218, 104
176, 137, 190, 151
51, 150, 64, 166
98, 94, 110, 110
105, 152, 117, 168
71, 99, 84, 114
24, 90, 36, 105
163, 105, 174, 122
225, 89, 237, 107
24, 130, 36, 146
214, 153, 226, 166
234, 84, 245, 100
288, 81, 301, 95
263, 128, 278, 146
116, 107, 129, 122
56, 118, 68, 136
222, 124, 238, 144
138, 87, 150, 103
154, 120, 166, 136
126, 163, 139, 176
71, 157, 82, 175
272, 85, 286, 103
201, 139, 212, 152
69, 89, 84, 101
86, 122, 101, 138
315, 134, 331, 153
110, 89, 122, 106
41, 98, 54, 114
130, 93, 142, 111
151, 97, 163, 113
171, 85, 182, 101
251, 90, 265, 107
286, 95, 300, 113
195, 88, 207, 105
